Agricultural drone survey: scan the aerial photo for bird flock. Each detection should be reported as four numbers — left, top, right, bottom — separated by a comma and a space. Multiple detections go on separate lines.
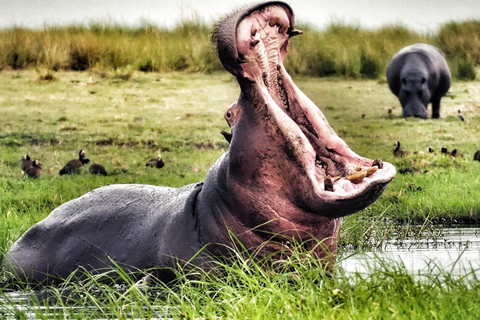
393, 141, 479, 159
21, 150, 164, 179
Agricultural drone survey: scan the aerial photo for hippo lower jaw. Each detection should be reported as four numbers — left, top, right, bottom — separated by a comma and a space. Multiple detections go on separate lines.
216, 2, 396, 218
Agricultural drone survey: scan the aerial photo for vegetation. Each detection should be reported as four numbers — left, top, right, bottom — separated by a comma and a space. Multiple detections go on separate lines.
2, 248, 480, 319
0, 65, 479, 316
0, 20, 479, 79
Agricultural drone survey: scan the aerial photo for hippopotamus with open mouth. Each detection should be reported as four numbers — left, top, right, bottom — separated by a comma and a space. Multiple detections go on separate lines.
387, 43, 451, 119
2, 1, 396, 284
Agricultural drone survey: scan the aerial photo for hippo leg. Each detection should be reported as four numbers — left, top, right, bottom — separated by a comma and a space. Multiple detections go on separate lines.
431, 99, 441, 119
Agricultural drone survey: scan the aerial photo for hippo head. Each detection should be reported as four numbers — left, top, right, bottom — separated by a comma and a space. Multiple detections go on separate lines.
399, 72, 431, 119
212, 2, 395, 249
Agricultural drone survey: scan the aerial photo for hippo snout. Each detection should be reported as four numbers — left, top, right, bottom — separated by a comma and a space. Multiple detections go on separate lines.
403, 107, 428, 119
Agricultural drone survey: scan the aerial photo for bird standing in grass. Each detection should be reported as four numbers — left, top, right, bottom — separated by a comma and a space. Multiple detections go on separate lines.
474, 150, 480, 162
24, 160, 42, 179
89, 163, 108, 176
450, 149, 462, 157
59, 150, 90, 175
21, 155, 32, 175
393, 141, 406, 157
457, 109, 465, 121
146, 154, 165, 169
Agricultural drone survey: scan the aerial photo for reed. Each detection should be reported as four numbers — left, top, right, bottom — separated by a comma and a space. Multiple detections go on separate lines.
0, 21, 478, 79
1, 245, 479, 319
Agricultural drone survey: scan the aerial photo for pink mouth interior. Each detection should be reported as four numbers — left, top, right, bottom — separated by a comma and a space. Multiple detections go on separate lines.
234, 4, 396, 199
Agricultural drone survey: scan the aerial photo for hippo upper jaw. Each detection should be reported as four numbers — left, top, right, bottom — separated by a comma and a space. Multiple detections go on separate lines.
214, 1, 396, 219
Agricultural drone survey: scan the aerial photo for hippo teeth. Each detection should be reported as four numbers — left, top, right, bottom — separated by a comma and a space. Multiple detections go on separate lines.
224, 2, 395, 202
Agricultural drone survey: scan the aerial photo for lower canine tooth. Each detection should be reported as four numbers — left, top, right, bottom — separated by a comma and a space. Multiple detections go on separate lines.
366, 166, 378, 177
345, 171, 367, 183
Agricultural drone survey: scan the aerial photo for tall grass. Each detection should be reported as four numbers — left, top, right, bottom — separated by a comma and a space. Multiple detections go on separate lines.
1, 246, 479, 319
0, 20, 478, 79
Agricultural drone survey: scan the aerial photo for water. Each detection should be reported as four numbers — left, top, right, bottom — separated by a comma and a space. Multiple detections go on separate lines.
340, 227, 480, 279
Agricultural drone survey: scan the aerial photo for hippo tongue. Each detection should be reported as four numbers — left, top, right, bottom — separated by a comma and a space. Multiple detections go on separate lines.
215, 2, 396, 217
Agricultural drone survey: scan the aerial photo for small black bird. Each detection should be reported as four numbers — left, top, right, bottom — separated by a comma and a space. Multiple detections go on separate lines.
220, 130, 232, 143
441, 147, 449, 155
146, 154, 164, 169
393, 141, 406, 157
89, 163, 107, 176
427, 147, 434, 153
21, 154, 32, 174
450, 149, 462, 157
474, 150, 480, 162
457, 109, 465, 121
59, 149, 90, 175
24, 159, 42, 179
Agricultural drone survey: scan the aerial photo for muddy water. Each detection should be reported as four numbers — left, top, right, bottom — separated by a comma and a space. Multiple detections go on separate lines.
340, 227, 480, 279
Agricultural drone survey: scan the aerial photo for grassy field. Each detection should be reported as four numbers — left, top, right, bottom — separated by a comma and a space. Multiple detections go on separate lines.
1, 69, 480, 318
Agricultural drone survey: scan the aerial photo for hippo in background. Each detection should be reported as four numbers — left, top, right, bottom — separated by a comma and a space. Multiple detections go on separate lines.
387, 43, 451, 119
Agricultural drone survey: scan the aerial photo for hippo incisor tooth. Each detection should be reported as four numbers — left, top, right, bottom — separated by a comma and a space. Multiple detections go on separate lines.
269, 16, 280, 26
365, 166, 378, 177
279, 25, 289, 33
333, 176, 341, 182
372, 159, 384, 169
324, 175, 334, 192
354, 166, 362, 171
345, 170, 367, 184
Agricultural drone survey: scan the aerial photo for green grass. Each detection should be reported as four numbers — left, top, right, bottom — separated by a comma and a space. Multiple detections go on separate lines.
1, 249, 479, 319
0, 20, 479, 80
1, 70, 480, 317
1, 70, 480, 247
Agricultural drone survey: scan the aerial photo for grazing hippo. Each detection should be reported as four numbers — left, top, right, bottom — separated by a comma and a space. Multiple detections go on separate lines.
2, 1, 396, 285
386, 43, 451, 119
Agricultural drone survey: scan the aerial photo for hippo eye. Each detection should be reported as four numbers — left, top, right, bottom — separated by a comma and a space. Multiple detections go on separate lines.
417, 90, 423, 97
421, 78, 426, 84
225, 110, 233, 120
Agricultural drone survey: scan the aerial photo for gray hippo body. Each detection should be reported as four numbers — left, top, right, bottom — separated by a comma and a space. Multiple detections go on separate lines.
2, 1, 396, 285
387, 43, 451, 119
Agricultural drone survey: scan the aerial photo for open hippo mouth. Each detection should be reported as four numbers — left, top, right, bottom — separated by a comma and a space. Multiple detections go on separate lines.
214, 2, 396, 218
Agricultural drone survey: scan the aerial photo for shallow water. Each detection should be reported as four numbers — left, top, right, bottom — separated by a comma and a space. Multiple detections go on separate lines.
340, 227, 480, 279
